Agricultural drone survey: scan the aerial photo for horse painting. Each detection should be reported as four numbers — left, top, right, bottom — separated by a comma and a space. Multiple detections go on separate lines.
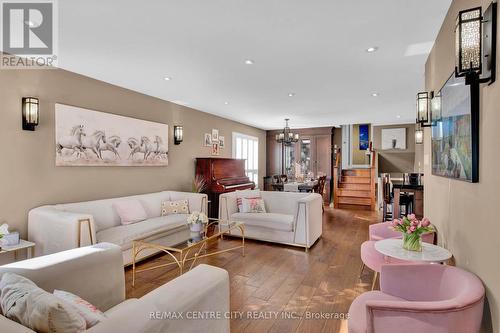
55, 103, 168, 166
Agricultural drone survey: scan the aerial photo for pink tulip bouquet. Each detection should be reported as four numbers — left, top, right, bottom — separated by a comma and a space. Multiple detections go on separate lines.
391, 214, 434, 251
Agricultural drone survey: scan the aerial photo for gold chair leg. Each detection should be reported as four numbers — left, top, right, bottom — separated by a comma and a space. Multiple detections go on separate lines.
371, 271, 378, 291
359, 263, 365, 278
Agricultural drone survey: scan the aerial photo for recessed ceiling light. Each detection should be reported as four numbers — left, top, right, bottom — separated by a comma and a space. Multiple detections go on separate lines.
396, 115, 401, 119
224, 101, 229, 105
244, 59, 254, 65
164, 76, 172, 81
288, 93, 295, 97
366, 46, 379, 53
371, 92, 379, 97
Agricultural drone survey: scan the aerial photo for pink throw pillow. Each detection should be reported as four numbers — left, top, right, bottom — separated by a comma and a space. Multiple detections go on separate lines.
113, 200, 147, 225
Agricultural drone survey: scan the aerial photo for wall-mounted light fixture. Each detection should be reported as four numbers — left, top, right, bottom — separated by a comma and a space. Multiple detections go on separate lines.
415, 124, 424, 145
416, 91, 440, 128
430, 91, 442, 123
22, 97, 39, 131
174, 125, 183, 145
455, 3, 497, 85
416, 92, 431, 126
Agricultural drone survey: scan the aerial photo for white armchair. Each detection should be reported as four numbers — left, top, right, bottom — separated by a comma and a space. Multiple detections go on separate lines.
219, 191, 322, 250
0, 243, 230, 333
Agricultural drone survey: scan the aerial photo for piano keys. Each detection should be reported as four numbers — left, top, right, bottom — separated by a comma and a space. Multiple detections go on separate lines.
195, 158, 255, 218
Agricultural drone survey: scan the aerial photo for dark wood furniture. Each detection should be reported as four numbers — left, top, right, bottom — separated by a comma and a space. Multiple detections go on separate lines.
271, 182, 319, 193
392, 182, 424, 219
195, 158, 255, 218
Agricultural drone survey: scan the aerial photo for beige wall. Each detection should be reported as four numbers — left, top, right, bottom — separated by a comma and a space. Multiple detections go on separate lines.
425, 1, 499, 331
0, 69, 266, 240
373, 123, 422, 174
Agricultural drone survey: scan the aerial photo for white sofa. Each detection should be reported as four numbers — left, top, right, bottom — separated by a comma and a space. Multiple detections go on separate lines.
219, 191, 322, 251
0, 243, 230, 333
28, 191, 207, 265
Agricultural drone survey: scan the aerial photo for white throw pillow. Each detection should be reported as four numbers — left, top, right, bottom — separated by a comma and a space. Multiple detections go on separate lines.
235, 190, 261, 212
113, 200, 148, 225
241, 198, 267, 213
0, 273, 86, 333
54, 290, 106, 328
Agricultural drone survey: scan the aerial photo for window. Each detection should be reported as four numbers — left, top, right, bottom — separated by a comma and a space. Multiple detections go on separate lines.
232, 132, 259, 187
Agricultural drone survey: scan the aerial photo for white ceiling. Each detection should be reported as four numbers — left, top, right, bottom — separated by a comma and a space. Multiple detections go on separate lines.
56, 0, 452, 130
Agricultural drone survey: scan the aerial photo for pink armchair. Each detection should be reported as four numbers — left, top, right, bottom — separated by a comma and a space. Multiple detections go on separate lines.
349, 264, 485, 333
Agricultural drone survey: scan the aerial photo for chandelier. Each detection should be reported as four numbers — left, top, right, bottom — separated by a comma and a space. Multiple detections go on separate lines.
275, 118, 299, 146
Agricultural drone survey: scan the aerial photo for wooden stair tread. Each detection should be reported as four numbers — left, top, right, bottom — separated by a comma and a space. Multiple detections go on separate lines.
337, 189, 371, 197
337, 196, 372, 205
341, 176, 371, 184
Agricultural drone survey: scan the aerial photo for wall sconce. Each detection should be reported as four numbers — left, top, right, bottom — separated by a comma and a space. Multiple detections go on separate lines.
416, 91, 440, 128
455, 3, 497, 85
174, 125, 183, 145
416, 92, 431, 126
22, 97, 39, 131
415, 124, 424, 145
430, 91, 442, 123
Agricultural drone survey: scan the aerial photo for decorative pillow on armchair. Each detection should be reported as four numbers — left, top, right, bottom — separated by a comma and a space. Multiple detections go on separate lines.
53, 289, 106, 328
0, 273, 86, 333
240, 197, 267, 213
161, 199, 190, 216
235, 189, 261, 212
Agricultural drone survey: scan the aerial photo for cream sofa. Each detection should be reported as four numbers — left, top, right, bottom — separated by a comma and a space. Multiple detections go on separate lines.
219, 191, 322, 251
28, 191, 207, 265
0, 243, 230, 333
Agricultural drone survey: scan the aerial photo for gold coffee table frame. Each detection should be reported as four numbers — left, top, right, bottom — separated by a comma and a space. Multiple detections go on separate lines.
132, 219, 244, 287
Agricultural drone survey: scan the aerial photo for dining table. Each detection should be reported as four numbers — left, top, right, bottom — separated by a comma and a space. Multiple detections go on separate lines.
271, 180, 319, 193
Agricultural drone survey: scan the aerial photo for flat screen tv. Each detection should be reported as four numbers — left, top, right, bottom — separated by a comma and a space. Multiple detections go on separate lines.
431, 73, 479, 182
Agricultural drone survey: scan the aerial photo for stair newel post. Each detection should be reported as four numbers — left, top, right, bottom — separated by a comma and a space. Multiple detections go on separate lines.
370, 149, 377, 211
333, 148, 341, 209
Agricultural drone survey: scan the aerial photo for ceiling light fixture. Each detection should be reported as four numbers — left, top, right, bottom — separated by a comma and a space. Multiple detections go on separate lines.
224, 101, 229, 105
164, 76, 172, 81
244, 59, 254, 65
396, 115, 401, 119
288, 93, 295, 97
371, 93, 379, 97
366, 46, 379, 53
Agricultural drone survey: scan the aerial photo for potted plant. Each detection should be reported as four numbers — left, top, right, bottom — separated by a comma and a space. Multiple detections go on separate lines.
187, 211, 209, 233
391, 214, 434, 252
192, 175, 207, 193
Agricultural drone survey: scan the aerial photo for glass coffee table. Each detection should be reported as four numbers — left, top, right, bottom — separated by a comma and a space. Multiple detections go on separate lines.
132, 219, 244, 287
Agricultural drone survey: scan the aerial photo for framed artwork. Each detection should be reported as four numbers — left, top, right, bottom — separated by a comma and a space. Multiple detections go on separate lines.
359, 124, 369, 150
211, 142, 220, 156
431, 73, 478, 182
219, 136, 225, 148
381, 128, 406, 150
211, 129, 219, 142
204, 133, 212, 147
55, 104, 168, 166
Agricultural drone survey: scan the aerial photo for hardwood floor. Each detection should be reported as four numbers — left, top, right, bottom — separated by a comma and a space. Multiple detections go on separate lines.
125, 207, 380, 333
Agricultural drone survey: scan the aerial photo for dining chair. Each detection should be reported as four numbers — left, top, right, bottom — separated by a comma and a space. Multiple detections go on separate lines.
315, 175, 327, 212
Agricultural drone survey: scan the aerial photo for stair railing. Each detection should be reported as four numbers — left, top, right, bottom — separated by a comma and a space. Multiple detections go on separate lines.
333, 148, 342, 208
369, 149, 377, 210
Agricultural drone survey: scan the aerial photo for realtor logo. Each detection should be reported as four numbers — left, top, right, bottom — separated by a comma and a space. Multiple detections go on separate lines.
1, 0, 58, 69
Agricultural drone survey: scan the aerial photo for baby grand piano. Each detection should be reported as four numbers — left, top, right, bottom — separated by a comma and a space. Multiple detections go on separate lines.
196, 158, 255, 218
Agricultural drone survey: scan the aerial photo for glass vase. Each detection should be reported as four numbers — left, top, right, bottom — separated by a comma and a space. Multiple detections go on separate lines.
402, 233, 422, 252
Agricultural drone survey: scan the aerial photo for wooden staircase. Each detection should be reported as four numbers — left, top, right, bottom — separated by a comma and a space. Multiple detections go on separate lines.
333, 149, 377, 211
